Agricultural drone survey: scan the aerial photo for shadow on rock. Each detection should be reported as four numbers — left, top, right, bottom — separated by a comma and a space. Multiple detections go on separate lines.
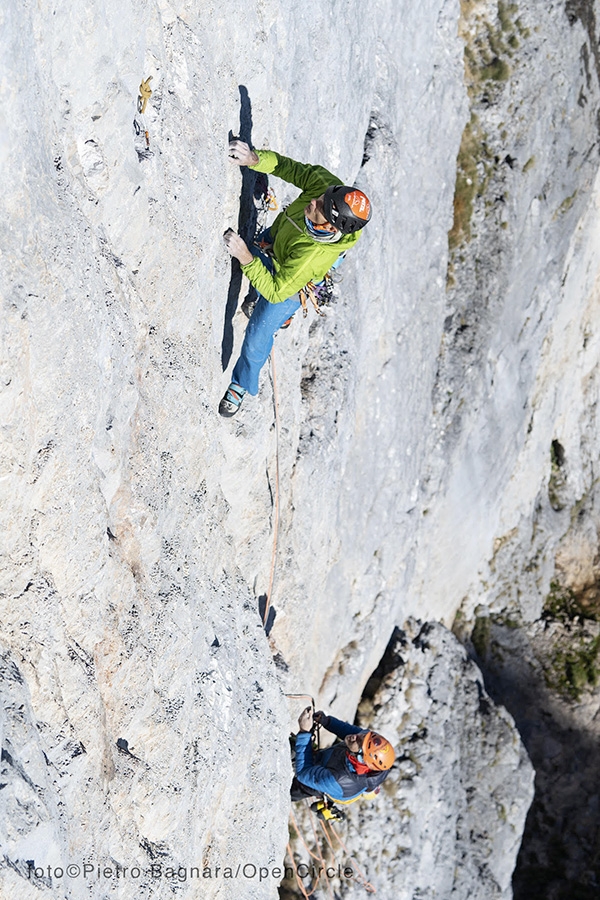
221, 85, 262, 372
467, 620, 600, 900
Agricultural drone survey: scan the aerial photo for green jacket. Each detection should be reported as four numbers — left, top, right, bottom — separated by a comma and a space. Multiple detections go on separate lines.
242, 150, 361, 303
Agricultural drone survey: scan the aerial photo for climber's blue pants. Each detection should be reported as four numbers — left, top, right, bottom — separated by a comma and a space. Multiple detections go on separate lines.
232, 231, 301, 396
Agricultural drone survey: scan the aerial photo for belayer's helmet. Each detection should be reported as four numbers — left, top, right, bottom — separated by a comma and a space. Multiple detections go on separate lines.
323, 186, 372, 234
361, 732, 395, 771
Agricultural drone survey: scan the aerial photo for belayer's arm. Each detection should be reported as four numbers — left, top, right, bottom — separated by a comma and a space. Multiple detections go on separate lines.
320, 715, 364, 740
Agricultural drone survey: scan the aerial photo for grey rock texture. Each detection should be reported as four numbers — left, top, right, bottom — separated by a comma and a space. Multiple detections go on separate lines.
2, 0, 600, 897
457, 470, 600, 897
468, 615, 600, 899
429, 3, 600, 894
287, 622, 534, 900
413, 0, 600, 630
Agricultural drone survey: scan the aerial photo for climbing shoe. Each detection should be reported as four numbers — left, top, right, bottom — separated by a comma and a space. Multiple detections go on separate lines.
241, 288, 258, 320
219, 383, 246, 418
279, 316, 294, 330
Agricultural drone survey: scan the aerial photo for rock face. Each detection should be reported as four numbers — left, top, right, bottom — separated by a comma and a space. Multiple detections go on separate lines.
466, 613, 600, 899
287, 622, 534, 900
2, 0, 600, 897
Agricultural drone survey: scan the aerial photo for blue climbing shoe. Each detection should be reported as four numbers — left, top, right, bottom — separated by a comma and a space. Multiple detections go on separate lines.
219, 383, 246, 418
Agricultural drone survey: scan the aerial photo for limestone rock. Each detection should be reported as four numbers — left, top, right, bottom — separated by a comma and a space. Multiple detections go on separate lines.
287, 622, 533, 900
354, 622, 534, 899
2, 0, 599, 896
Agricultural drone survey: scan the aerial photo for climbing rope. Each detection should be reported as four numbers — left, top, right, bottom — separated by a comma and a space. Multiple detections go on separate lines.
323, 820, 376, 894
318, 818, 338, 859
287, 805, 332, 900
289, 807, 323, 864
286, 843, 315, 899
286, 799, 377, 897
262, 349, 280, 627
307, 804, 336, 900
287, 807, 323, 899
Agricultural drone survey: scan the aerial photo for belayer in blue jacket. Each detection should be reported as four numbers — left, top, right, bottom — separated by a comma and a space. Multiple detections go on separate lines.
291, 706, 395, 803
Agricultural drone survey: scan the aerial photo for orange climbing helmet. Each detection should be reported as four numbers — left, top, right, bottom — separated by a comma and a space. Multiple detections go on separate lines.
361, 731, 395, 771
323, 185, 372, 233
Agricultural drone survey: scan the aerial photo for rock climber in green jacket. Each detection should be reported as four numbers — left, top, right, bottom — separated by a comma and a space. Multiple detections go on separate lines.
220, 139, 372, 417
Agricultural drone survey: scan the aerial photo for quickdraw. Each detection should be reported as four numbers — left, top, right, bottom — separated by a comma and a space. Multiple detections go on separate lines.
265, 189, 279, 212
134, 75, 153, 160
298, 281, 325, 318
254, 176, 278, 236
138, 76, 153, 114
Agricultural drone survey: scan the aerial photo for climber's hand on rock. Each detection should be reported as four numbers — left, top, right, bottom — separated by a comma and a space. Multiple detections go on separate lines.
298, 706, 313, 733
228, 140, 259, 167
223, 230, 253, 266
313, 710, 327, 726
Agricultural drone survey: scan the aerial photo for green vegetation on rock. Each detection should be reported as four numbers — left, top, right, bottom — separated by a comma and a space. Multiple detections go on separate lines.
543, 580, 600, 701
471, 615, 491, 658
545, 635, 600, 701
449, 115, 482, 249
449, 1, 528, 252
543, 581, 598, 624
555, 191, 578, 219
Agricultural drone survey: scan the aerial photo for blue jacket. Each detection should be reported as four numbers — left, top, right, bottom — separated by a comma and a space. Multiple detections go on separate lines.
295, 716, 389, 802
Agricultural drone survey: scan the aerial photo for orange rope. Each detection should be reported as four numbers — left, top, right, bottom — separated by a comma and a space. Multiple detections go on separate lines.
326, 821, 376, 894
286, 842, 313, 900
262, 349, 280, 626
318, 818, 338, 858
306, 805, 335, 900
289, 807, 322, 862
288, 804, 376, 897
